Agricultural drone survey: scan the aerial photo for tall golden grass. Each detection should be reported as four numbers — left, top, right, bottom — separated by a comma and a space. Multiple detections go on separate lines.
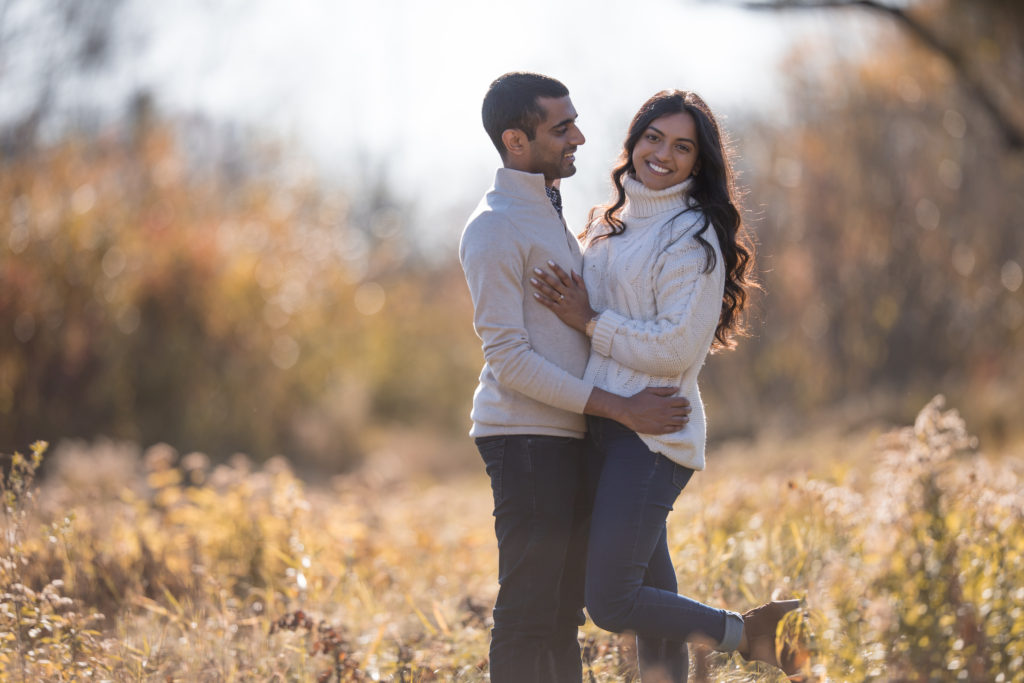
2, 396, 1022, 681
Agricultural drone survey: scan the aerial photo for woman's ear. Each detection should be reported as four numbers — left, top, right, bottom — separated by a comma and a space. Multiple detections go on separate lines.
692, 160, 701, 177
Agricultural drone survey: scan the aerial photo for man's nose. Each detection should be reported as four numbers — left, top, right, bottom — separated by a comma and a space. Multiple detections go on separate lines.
570, 126, 585, 146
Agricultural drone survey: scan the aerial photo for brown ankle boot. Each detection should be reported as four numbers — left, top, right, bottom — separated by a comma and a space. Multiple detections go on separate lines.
737, 599, 806, 678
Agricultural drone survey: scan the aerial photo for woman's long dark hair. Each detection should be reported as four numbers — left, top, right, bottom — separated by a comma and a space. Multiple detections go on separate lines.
581, 90, 757, 350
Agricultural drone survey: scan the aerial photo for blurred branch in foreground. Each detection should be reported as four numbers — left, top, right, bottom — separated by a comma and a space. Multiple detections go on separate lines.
0, 0, 129, 158
701, 0, 1024, 446
734, 0, 1024, 149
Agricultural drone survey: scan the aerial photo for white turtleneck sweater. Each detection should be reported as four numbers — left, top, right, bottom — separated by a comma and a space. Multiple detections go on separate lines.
582, 175, 725, 470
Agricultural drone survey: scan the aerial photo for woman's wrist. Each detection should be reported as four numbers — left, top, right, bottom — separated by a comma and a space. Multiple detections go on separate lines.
584, 311, 601, 338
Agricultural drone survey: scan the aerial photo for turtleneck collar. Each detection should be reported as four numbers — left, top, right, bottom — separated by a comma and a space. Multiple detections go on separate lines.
622, 174, 694, 219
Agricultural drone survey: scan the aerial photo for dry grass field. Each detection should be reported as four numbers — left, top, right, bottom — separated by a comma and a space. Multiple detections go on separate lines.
2, 396, 1022, 682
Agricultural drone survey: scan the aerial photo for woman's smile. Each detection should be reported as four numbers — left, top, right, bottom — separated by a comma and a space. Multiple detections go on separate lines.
644, 160, 673, 176
631, 111, 699, 190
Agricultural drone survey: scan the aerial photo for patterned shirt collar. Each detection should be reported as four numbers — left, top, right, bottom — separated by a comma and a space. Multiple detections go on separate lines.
544, 185, 563, 217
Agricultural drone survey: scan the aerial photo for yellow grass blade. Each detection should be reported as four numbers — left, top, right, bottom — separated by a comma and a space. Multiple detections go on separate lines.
432, 601, 450, 636
406, 594, 438, 635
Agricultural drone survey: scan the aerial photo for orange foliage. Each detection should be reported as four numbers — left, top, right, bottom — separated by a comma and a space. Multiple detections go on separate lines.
0, 120, 480, 469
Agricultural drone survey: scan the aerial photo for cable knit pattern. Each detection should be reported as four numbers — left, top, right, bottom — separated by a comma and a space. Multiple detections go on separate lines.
582, 175, 725, 470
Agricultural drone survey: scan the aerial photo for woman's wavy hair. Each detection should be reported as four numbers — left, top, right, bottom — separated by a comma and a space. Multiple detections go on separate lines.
581, 90, 757, 350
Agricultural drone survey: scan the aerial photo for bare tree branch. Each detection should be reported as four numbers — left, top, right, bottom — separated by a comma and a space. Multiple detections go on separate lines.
739, 0, 1024, 149
0, 0, 128, 159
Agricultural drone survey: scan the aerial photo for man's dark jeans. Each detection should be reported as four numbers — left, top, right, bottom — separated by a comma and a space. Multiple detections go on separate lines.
475, 434, 590, 683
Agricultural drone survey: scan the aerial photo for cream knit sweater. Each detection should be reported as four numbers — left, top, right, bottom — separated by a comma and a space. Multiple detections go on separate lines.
583, 175, 725, 470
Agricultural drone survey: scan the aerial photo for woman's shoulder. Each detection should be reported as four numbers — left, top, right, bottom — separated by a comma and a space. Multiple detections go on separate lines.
581, 217, 615, 248
660, 205, 710, 250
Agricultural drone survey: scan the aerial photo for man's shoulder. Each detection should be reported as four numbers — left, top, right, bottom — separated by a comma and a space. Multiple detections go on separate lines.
466, 201, 512, 229
461, 200, 523, 246
459, 203, 526, 271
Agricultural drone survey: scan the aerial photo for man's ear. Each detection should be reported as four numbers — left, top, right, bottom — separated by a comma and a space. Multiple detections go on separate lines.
501, 128, 528, 158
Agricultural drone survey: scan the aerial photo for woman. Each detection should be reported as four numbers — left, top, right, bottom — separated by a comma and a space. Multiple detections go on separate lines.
531, 90, 803, 681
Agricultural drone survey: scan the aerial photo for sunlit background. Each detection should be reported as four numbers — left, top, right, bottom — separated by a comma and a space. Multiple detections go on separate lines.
2, 0, 1022, 472
2, 3, 1024, 681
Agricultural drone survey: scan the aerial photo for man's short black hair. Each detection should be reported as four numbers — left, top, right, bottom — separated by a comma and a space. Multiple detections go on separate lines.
482, 72, 570, 159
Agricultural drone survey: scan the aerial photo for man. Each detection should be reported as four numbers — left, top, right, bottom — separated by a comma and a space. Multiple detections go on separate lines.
459, 72, 691, 683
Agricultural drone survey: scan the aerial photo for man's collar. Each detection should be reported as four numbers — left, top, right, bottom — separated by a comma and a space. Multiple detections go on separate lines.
493, 167, 550, 203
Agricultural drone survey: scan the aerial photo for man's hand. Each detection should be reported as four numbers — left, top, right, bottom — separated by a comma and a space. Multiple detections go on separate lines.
618, 387, 691, 435
585, 387, 691, 435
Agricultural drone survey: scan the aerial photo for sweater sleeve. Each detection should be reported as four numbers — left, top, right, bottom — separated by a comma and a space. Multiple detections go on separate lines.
460, 215, 594, 414
589, 236, 724, 377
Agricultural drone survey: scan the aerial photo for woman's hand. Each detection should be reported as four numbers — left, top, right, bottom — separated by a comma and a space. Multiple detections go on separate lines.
530, 260, 597, 334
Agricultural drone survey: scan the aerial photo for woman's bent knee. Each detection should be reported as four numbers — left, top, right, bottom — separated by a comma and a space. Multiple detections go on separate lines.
586, 593, 633, 634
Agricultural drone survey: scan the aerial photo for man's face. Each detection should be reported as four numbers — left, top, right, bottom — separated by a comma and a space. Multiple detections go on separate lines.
522, 96, 586, 183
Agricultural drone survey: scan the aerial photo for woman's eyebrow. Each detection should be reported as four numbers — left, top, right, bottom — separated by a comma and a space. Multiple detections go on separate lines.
648, 125, 695, 146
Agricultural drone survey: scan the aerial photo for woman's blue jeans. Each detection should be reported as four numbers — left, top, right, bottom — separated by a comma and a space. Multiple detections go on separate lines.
476, 434, 590, 683
584, 417, 736, 682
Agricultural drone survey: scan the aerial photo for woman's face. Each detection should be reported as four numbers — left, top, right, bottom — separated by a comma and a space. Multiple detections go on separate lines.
631, 111, 699, 191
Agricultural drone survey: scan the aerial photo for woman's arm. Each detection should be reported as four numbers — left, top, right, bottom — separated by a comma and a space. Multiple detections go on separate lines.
532, 238, 724, 378
464, 220, 692, 434
592, 239, 724, 376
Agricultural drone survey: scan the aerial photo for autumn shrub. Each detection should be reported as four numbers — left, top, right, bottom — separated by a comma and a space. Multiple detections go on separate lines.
868, 398, 1023, 680
667, 396, 1023, 681
0, 441, 108, 681
731, 6, 1024, 441
0, 121, 480, 469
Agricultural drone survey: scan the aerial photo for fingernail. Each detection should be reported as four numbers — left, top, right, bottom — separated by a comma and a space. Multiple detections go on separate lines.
532, 292, 540, 299
530, 278, 538, 284
534, 268, 543, 274
547, 260, 556, 267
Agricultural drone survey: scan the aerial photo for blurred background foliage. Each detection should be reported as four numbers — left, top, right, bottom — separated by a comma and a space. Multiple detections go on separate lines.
1, 0, 1022, 471
711, 0, 1024, 444
0, 107, 480, 468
